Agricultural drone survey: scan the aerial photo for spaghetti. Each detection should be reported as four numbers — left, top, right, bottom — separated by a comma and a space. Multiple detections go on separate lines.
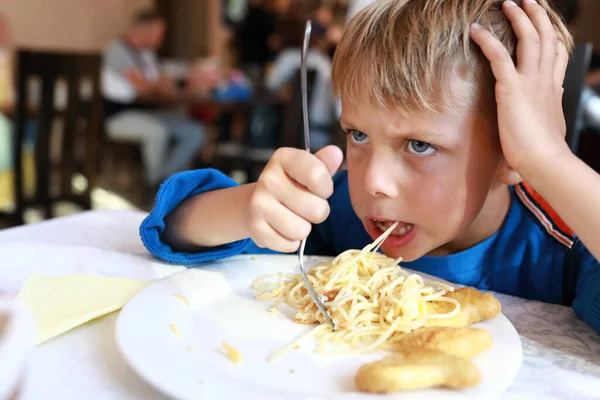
251, 223, 461, 359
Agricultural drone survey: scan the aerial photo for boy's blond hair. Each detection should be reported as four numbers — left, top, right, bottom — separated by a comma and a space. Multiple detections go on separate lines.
332, 0, 574, 116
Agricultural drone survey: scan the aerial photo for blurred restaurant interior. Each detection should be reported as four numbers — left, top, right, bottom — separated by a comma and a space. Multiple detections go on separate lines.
0, 0, 599, 228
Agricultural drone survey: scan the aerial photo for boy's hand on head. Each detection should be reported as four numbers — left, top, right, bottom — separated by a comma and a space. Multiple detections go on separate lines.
245, 146, 344, 253
470, 0, 572, 177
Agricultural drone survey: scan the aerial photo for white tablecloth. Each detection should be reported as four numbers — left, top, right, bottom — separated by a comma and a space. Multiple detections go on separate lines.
0, 211, 598, 400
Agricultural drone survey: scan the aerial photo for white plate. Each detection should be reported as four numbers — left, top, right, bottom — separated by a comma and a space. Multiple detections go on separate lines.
116, 255, 522, 400
0, 296, 35, 400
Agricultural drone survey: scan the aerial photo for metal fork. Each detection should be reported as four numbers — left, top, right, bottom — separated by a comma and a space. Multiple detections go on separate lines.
298, 20, 337, 331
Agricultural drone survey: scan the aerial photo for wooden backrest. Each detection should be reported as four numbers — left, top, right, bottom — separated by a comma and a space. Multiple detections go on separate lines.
563, 42, 593, 153
12, 49, 102, 220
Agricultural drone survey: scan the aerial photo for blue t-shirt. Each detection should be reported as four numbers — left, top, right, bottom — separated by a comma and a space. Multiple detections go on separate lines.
140, 168, 600, 333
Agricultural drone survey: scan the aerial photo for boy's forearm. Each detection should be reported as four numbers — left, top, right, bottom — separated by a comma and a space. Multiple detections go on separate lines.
162, 184, 255, 251
521, 151, 600, 259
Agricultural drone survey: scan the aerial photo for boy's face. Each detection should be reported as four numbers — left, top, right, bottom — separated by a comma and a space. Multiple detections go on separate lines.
340, 84, 506, 261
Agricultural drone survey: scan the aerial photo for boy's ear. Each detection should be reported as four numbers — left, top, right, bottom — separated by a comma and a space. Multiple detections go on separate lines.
497, 157, 523, 186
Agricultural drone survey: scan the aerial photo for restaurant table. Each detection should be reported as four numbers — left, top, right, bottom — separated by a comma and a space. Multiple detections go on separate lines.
0, 210, 598, 400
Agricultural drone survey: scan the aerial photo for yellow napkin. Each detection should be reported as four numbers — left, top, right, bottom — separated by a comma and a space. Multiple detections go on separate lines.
15, 273, 151, 345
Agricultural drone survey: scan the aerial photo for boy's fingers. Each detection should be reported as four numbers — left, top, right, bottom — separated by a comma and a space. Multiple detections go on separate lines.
470, 23, 518, 83
502, 0, 540, 75
521, 0, 558, 74
315, 145, 344, 176
554, 40, 569, 88
268, 171, 331, 224
278, 148, 337, 199
262, 201, 313, 242
252, 219, 300, 253
280, 190, 331, 224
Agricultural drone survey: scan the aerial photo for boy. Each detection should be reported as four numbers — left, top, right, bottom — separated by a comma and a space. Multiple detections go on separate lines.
140, 0, 600, 333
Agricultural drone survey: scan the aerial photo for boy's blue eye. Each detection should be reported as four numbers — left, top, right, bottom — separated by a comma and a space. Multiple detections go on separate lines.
349, 129, 370, 144
407, 140, 436, 155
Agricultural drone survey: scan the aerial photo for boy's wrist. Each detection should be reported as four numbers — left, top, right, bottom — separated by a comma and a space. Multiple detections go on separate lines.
514, 143, 574, 185
241, 184, 256, 238
516, 145, 579, 191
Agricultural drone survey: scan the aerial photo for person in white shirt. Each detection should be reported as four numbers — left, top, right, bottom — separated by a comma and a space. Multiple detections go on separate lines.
102, 10, 206, 189
265, 22, 334, 151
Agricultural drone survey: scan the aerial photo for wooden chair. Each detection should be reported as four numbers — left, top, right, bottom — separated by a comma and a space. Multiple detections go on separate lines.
100, 133, 143, 190
0, 49, 102, 225
563, 42, 593, 153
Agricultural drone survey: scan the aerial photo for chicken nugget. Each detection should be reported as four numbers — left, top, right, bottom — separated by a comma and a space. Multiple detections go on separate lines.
427, 287, 502, 327
396, 326, 493, 359
355, 349, 481, 393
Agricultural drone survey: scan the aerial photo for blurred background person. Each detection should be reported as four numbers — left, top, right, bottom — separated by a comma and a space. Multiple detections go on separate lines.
231, 0, 276, 86
265, 20, 334, 151
102, 10, 206, 191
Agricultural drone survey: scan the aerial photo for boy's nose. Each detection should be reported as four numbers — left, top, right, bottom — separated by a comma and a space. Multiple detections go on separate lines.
362, 155, 400, 199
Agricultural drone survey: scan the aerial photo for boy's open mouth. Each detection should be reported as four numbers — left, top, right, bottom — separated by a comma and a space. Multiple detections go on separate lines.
372, 219, 414, 236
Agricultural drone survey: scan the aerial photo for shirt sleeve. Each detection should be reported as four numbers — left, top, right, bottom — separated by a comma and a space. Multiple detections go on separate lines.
572, 241, 600, 332
104, 41, 136, 74
139, 168, 254, 265
102, 42, 139, 102
140, 168, 345, 265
